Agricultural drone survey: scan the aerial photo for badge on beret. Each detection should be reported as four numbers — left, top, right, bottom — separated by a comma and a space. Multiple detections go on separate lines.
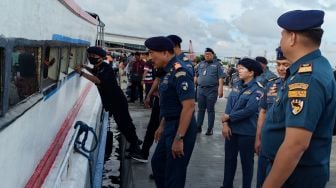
181, 82, 188, 91
291, 99, 303, 115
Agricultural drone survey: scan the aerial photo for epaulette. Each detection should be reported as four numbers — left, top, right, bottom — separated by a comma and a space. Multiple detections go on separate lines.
257, 81, 264, 88
298, 63, 312, 74
173, 62, 182, 70
268, 77, 278, 82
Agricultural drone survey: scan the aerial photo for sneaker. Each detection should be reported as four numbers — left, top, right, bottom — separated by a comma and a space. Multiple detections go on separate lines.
197, 126, 202, 133
205, 128, 213, 136
131, 153, 148, 163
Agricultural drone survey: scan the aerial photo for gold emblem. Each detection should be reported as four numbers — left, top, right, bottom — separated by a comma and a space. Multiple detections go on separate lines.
174, 63, 182, 70
288, 83, 309, 90
291, 99, 304, 115
288, 90, 307, 98
175, 71, 186, 78
298, 64, 312, 73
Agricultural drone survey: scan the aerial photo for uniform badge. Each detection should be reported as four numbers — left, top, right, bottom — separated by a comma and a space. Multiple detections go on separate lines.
288, 90, 307, 98
181, 82, 188, 91
174, 63, 182, 70
291, 99, 304, 115
256, 90, 264, 100
298, 63, 312, 73
175, 71, 186, 78
288, 83, 309, 90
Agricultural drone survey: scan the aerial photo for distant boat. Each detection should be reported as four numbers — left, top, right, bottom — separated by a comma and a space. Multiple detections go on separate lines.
0, 0, 106, 187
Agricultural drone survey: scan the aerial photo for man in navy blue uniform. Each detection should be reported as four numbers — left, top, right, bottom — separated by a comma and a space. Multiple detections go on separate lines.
144, 36, 197, 188
195, 48, 225, 135
255, 47, 290, 188
261, 10, 336, 188
255, 56, 277, 88
167, 34, 194, 75
221, 58, 264, 188
75, 46, 142, 155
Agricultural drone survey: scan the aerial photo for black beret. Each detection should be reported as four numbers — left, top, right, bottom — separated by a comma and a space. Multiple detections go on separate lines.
277, 10, 324, 31
205, 48, 215, 54
238, 58, 263, 76
144, 36, 174, 52
167, 35, 182, 45
276, 47, 286, 60
255, 56, 268, 65
87, 46, 106, 58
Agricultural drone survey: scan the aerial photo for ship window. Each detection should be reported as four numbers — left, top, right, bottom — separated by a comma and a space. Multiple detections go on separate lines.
42, 47, 60, 88
10, 46, 40, 106
68, 47, 77, 72
60, 47, 69, 75
0, 48, 4, 115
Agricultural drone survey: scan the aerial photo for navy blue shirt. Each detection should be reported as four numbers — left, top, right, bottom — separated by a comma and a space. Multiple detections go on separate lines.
225, 79, 264, 136
159, 56, 195, 118
259, 78, 284, 110
196, 60, 225, 87
261, 49, 336, 166
256, 67, 277, 87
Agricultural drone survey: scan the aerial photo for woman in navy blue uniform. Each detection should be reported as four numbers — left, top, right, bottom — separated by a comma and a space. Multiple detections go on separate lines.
221, 58, 263, 188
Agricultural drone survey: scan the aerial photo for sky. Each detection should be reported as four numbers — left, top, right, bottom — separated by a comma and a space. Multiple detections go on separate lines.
74, 0, 336, 65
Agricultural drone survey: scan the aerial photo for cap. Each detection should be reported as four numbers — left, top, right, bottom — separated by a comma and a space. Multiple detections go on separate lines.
167, 35, 182, 45
277, 10, 325, 31
87, 46, 106, 58
144, 36, 174, 52
205, 48, 215, 54
255, 56, 268, 65
238, 58, 263, 76
276, 47, 286, 60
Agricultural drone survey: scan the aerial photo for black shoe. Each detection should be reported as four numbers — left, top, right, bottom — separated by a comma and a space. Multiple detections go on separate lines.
149, 174, 154, 180
197, 126, 202, 133
128, 100, 135, 103
131, 153, 148, 163
205, 128, 213, 136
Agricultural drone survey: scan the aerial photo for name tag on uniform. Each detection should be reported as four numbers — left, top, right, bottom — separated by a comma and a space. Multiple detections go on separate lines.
288, 90, 307, 98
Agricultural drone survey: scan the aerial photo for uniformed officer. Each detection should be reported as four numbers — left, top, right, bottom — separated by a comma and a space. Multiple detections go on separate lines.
74, 47, 142, 156
261, 10, 336, 188
144, 36, 197, 188
220, 58, 264, 188
195, 48, 225, 135
255, 56, 277, 87
167, 34, 194, 75
255, 47, 290, 188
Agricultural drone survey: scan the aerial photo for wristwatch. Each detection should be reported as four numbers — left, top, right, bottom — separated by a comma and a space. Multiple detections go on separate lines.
175, 134, 184, 141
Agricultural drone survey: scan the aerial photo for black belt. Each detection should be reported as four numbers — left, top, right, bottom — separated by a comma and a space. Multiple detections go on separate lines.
165, 116, 179, 121
199, 85, 218, 88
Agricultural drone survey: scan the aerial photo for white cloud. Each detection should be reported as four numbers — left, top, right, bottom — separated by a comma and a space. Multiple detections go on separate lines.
74, 0, 336, 64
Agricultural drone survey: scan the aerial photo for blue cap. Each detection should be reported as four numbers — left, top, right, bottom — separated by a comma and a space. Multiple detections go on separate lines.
238, 58, 263, 76
167, 35, 182, 45
277, 10, 325, 31
87, 46, 106, 57
145, 36, 174, 51
256, 56, 268, 65
276, 47, 286, 60
205, 48, 215, 54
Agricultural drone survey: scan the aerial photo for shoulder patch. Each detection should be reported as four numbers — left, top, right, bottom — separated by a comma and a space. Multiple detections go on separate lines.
288, 83, 309, 90
175, 71, 186, 78
298, 63, 312, 74
173, 62, 182, 70
288, 90, 307, 98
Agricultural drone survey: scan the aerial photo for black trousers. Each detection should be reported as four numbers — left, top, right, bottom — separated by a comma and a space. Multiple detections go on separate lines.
109, 102, 139, 146
130, 80, 144, 102
142, 96, 160, 158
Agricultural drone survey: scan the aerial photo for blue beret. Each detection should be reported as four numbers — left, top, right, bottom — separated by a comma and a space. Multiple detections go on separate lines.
277, 10, 324, 31
238, 58, 263, 76
145, 36, 174, 51
167, 35, 182, 45
205, 48, 215, 54
255, 56, 268, 65
87, 46, 106, 57
276, 47, 286, 60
